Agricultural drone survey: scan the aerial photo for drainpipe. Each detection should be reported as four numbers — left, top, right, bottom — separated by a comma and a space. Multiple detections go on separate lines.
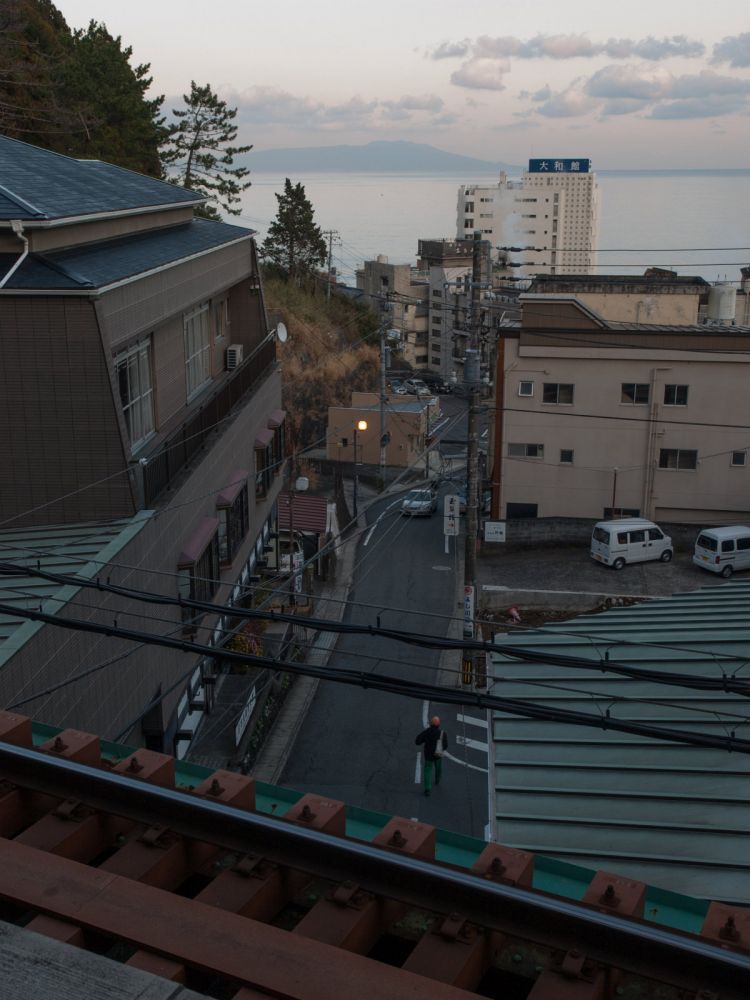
0, 221, 29, 289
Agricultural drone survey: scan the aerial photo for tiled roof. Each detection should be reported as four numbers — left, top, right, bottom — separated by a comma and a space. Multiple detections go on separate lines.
0, 513, 152, 668
490, 581, 750, 903
0, 136, 201, 220
0, 219, 254, 291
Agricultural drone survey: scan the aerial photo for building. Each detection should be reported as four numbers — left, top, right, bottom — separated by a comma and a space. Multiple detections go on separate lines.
416, 238, 519, 382
494, 294, 750, 523
355, 256, 429, 367
326, 391, 437, 469
526, 270, 709, 326
0, 136, 286, 754
457, 158, 601, 276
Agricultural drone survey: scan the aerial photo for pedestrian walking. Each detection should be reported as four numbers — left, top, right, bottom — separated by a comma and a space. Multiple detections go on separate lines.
415, 716, 448, 796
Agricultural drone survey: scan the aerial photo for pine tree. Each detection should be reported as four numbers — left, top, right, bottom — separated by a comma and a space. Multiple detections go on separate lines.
0, 3, 166, 176
162, 81, 251, 219
261, 179, 327, 278
64, 21, 167, 176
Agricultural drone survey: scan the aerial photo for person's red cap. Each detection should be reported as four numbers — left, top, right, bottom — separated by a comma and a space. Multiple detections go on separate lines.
431, 716, 440, 726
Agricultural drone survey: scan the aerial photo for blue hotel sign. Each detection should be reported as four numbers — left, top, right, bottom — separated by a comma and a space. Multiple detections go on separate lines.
528, 158, 591, 173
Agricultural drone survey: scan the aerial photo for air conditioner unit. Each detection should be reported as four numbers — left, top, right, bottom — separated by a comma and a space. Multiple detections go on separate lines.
226, 344, 244, 370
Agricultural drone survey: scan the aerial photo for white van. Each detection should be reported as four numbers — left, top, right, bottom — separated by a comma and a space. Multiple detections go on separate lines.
693, 526, 750, 578
591, 518, 673, 570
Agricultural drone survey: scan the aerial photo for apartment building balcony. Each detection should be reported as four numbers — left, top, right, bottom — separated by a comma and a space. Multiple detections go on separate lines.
138, 336, 277, 507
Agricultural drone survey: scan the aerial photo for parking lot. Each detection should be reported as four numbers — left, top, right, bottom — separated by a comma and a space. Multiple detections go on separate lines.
478, 542, 731, 604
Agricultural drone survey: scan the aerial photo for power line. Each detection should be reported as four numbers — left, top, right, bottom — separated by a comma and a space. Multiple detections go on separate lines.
3, 597, 750, 759
4, 563, 750, 696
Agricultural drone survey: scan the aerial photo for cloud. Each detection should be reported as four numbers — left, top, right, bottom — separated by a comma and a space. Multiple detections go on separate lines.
450, 58, 509, 91
382, 94, 444, 112
648, 95, 750, 119
586, 65, 671, 101
670, 70, 750, 98
600, 97, 651, 116
229, 87, 446, 131
518, 84, 552, 102
625, 35, 705, 60
712, 32, 750, 67
439, 33, 704, 74
430, 39, 471, 60
535, 81, 599, 117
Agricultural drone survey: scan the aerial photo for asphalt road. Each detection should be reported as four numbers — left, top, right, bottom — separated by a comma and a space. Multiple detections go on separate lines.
280, 490, 490, 839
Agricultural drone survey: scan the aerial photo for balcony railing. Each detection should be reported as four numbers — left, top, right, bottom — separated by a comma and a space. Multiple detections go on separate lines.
142, 336, 276, 507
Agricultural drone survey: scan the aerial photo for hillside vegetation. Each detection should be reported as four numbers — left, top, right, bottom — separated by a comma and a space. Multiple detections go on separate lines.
262, 272, 380, 451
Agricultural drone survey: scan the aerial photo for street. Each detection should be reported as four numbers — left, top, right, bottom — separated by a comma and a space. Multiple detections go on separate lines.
280, 472, 490, 839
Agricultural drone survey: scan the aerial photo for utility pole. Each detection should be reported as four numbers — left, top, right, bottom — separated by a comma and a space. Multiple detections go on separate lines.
462, 230, 483, 687
323, 229, 339, 302
379, 310, 389, 488
489, 332, 505, 520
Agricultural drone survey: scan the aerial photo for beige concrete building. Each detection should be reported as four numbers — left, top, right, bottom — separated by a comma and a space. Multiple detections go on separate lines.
495, 297, 750, 524
355, 256, 429, 367
326, 391, 438, 469
526, 271, 709, 326
457, 159, 600, 276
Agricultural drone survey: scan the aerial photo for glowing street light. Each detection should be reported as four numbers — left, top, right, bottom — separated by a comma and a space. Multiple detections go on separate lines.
353, 419, 368, 520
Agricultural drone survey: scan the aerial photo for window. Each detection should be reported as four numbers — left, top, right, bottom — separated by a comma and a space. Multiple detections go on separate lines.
184, 304, 211, 397
255, 429, 274, 498
508, 443, 544, 458
213, 299, 228, 341
722, 539, 735, 553
664, 384, 688, 406
648, 529, 664, 540
659, 448, 698, 470
115, 337, 154, 450
518, 381, 534, 397
738, 537, 750, 551
731, 451, 746, 467
629, 530, 646, 543
543, 383, 574, 404
217, 481, 249, 565
560, 449, 574, 464
506, 502, 538, 519
621, 383, 650, 404
177, 520, 220, 628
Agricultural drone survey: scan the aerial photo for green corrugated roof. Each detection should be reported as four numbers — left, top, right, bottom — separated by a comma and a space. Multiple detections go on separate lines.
490, 580, 750, 903
0, 513, 153, 667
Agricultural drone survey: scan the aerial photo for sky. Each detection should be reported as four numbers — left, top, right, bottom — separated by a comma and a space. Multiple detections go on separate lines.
55, 0, 750, 168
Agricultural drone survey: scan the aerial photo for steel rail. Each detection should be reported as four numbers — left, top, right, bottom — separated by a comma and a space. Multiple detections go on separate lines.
0, 742, 747, 997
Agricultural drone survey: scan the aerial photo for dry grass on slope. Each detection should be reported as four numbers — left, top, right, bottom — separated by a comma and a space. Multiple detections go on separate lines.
263, 272, 380, 450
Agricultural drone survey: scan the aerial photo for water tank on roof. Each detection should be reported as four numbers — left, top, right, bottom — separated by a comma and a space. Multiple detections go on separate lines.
706, 282, 737, 325
376, 254, 388, 264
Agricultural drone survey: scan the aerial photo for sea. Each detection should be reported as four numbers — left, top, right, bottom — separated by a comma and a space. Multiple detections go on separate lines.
239, 170, 750, 288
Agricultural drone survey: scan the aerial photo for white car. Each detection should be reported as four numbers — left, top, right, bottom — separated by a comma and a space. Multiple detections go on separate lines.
401, 489, 438, 517
403, 378, 431, 396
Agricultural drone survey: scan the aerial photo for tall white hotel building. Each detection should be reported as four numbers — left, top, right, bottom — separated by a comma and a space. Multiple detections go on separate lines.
457, 158, 601, 275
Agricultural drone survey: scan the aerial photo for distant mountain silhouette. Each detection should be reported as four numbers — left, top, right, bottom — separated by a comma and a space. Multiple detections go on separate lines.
245, 140, 517, 174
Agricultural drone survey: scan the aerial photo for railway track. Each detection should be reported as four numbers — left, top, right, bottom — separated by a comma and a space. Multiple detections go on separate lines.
0, 709, 746, 999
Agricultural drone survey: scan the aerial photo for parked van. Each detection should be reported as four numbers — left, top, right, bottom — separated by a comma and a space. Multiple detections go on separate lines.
590, 518, 673, 570
693, 526, 750, 578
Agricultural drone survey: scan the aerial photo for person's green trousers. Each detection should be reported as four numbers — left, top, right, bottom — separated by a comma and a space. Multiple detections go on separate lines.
424, 757, 443, 794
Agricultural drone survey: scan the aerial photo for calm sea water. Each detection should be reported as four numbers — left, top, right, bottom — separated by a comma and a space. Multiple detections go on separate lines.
240, 171, 750, 286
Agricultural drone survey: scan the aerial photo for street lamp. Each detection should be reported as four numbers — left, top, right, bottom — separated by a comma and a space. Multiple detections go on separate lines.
353, 419, 368, 520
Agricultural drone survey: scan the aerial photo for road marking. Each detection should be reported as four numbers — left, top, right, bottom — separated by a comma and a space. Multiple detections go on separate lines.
363, 498, 402, 546
422, 700, 429, 728
414, 753, 421, 784
456, 734, 489, 753
432, 565, 451, 571
443, 751, 487, 774
484, 822, 493, 841
457, 713, 488, 730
